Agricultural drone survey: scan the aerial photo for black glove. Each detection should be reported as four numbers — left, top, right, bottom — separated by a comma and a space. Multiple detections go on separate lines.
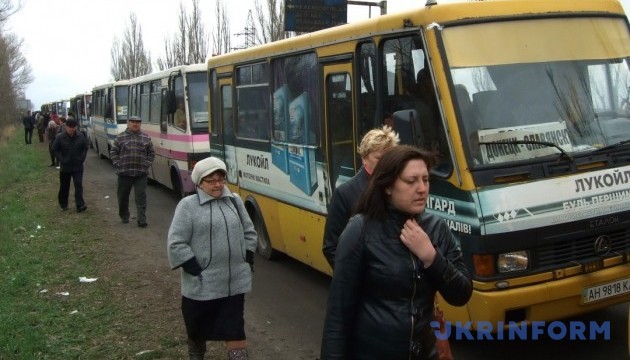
181, 257, 203, 277
246, 250, 255, 272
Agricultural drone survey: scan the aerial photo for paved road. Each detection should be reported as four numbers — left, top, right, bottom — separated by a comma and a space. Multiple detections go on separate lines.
82, 149, 629, 360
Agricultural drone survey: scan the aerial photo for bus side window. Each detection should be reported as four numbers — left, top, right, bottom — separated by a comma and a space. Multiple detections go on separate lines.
235, 63, 269, 140
326, 74, 354, 190
174, 76, 186, 131
357, 41, 377, 138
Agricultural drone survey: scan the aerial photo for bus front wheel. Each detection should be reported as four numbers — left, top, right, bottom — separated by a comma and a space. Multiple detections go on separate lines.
96, 143, 106, 159
171, 171, 186, 199
253, 210, 279, 260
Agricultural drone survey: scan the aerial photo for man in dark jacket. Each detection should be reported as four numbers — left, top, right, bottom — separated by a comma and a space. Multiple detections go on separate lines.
322, 125, 399, 269
22, 110, 36, 144
51, 118, 89, 212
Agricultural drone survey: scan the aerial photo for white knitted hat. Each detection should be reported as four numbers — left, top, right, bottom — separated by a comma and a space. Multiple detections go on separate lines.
191, 157, 227, 186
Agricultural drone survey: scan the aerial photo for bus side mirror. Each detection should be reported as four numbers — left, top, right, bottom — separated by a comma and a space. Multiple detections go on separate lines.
392, 109, 419, 145
164, 90, 176, 114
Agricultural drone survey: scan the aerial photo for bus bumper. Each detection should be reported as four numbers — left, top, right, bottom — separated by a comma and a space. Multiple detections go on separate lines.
465, 262, 630, 327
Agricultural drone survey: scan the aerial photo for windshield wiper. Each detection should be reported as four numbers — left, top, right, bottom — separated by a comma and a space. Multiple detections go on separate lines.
591, 139, 630, 154
478, 140, 574, 163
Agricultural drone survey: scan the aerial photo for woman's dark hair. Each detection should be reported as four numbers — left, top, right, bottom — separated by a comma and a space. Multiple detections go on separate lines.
355, 145, 437, 220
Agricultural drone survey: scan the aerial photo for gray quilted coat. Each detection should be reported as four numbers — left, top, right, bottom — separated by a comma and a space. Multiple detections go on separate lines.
167, 187, 257, 300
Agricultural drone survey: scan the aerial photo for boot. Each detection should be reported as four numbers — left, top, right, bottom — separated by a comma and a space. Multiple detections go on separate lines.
187, 338, 206, 360
227, 348, 248, 360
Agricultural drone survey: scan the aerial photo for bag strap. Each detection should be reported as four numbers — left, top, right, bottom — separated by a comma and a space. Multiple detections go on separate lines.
228, 195, 242, 223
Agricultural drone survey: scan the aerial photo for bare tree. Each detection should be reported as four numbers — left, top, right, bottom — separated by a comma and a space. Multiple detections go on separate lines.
110, 13, 152, 80
0, 0, 21, 25
253, 0, 292, 44
4, 32, 32, 93
156, 0, 209, 70
186, 0, 208, 64
109, 37, 124, 80
0, 0, 33, 125
211, 0, 230, 55
156, 3, 186, 70
0, 35, 17, 125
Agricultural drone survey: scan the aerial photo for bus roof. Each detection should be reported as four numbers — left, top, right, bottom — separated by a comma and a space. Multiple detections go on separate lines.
128, 63, 207, 85
92, 79, 130, 91
207, 0, 625, 68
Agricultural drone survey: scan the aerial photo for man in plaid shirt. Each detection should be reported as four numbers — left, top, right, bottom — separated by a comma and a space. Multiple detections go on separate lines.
110, 116, 155, 227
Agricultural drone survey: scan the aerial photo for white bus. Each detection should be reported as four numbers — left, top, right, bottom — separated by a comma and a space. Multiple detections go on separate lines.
53, 99, 70, 118
127, 63, 210, 197
70, 92, 92, 141
90, 80, 129, 159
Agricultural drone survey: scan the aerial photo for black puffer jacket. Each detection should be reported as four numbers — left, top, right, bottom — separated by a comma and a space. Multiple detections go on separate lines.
321, 209, 472, 360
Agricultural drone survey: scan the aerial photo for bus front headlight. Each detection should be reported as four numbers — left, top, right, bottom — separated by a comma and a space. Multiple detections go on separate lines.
497, 251, 528, 273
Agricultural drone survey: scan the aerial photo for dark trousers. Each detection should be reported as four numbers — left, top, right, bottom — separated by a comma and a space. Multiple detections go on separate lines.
58, 170, 85, 210
117, 174, 148, 224
37, 128, 45, 142
24, 128, 33, 144
48, 142, 58, 165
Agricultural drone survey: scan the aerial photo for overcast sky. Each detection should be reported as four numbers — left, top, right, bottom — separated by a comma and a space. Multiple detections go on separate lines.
7, 0, 630, 110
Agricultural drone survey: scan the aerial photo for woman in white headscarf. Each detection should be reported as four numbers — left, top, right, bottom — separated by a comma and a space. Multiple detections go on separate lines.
168, 157, 257, 360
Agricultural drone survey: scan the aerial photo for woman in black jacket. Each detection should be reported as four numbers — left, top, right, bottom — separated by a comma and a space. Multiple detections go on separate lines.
321, 145, 472, 360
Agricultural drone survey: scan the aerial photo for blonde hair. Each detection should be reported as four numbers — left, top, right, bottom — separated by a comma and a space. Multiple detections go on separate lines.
357, 125, 400, 158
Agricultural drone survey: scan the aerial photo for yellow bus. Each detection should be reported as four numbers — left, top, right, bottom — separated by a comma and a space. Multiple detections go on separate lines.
208, 0, 630, 327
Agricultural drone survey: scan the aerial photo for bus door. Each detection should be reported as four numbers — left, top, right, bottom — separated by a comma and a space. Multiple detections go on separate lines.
210, 73, 237, 185
323, 62, 355, 195
148, 87, 169, 187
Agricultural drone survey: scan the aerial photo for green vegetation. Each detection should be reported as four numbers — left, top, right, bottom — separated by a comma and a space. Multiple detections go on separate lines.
0, 127, 183, 359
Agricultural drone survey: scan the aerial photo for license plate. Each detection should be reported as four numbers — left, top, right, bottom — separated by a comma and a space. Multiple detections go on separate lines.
582, 277, 630, 304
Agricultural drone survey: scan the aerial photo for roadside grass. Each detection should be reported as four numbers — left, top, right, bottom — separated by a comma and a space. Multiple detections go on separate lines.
0, 127, 182, 359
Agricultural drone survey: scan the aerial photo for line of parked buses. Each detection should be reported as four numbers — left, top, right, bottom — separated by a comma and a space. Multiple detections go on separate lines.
40, 0, 630, 333
41, 63, 209, 198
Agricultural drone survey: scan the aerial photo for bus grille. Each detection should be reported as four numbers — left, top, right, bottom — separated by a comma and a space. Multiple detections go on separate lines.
537, 228, 630, 268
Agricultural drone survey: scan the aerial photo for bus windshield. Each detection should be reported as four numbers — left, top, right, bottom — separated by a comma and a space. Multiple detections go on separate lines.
187, 72, 208, 132
444, 16, 630, 165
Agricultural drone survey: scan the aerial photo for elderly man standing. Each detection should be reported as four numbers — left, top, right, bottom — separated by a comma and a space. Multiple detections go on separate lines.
110, 116, 155, 227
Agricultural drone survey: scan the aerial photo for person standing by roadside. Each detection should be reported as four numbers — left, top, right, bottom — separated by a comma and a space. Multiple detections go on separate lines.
46, 119, 59, 167
35, 111, 46, 143
110, 116, 155, 227
56, 116, 67, 135
322, 125, 399, 269
51, 110, 59, 125
51, 118, 88, 212
22, 110, 36, 144
168, 157, 257, 360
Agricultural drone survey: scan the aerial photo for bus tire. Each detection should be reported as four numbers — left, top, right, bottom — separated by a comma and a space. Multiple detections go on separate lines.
96, 143, 106, 159
250, 205, 279, 260
171, 171, 186, 199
